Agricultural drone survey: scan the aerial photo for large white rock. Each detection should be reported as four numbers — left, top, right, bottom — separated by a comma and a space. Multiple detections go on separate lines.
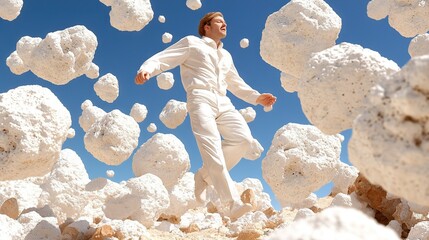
349, 55, 429, 207
0, 214, 23, 239
100, 0, 154, 31
8, 25, 98, 85
126, 174, 170, 227
299, 42, 400, 134
408, 221, 429, 240
408, 33, 429, 57
84, 109, 140, 165
262, 123, 342, 207
260, 0, 341, 79
0, 85, 71, 180
94, 73, 119, 103
38, 149, 91, 223
159, 99, 187, 129
130, 103, 148, 123
156, 72, 175, 90
367, 0, 429, 37
0, 0, 23, 21
78, 100, 106, 132
265, 207, 400, 239
132, 133, 190, 190
280, 72, 299, 93
239, 107, 256, 123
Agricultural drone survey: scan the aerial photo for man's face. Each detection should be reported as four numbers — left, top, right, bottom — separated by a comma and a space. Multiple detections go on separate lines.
205, 16, 227, 39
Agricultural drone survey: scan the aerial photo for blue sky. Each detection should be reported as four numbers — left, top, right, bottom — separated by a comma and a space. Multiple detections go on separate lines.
0, 0, 411, 210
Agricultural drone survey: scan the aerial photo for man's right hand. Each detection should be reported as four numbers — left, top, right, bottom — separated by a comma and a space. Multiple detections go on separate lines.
135, 71, 150, 85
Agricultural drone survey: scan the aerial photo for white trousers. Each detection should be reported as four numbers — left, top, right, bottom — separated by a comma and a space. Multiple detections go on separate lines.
187, 89, 254, 203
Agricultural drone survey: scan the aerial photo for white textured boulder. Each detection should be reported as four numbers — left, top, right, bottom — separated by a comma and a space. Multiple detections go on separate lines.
159, 99, 187, 129
0, 214, 23, 239
84, 109, 140, 165
78, 100, 106, 132
8, 25, 98, 85
408, 221, 429, 240
132, 133, 190, 190
156, 72, 175, 90
239, 107, 256, 123
261, 123, 342, 207
186, 0, 202, 10
349, 55, 429, 207
265, 207, 400, 240
6, 51, 29, 75
162, 32, 173, 44
94, 73, 119, 103
126, 174, 170, 227
38, 149, 90, 223
260, 0, 341, 79
331, 162, 359, 195
367, 0, 429, 37
409, 33, 429, 57
130, 103, 148, 123
0, 0, 23, 21
100, 0, 154, 31
280, 72, 299, 93
147, 122, 157, 132
240, 38, 249, 48
299, 42, 400, 134
0, 85, 71, 180
158, 15, 165, 23
162, 172, 200, 218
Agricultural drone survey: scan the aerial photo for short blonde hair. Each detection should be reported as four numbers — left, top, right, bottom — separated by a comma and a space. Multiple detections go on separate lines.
198, 12, 223, 37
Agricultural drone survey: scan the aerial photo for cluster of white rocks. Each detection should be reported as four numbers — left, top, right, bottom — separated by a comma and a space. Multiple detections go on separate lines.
0, 0, 23, 21
6, 25, 99, 85
367, 0, 429, 37
99, 0, 153, 31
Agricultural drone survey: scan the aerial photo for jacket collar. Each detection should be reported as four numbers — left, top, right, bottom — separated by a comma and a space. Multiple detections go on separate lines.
202, 36, 223, 49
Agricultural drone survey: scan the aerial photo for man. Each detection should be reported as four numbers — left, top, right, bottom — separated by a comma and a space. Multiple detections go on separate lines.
135, 12, 276, 219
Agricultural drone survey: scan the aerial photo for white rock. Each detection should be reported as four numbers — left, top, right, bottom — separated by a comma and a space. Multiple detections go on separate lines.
331, 162, 359, 195
0, 178, 43, 215
94, 73, 119, 103
67, 128, 75, 138
18, 212, 60, 239
132, 133, 190, 190
162, 32, 173, 43
367, 0, 429, 37
159, 99, 187, 129
6, 51, 29, 75
0, 214, 23, 239
85, 62, 100, 79
0, 85, 71, 180
387, 220, 402, 237
408, 221, 429, 240
229, 211, 268, 235
84, 109, 140, 165
158, 15, 165, 23
163, 172, 200, 218
239, 107, 256, 123
349, 55, 429, 207
130, 103, 148, 123
293, 208, 315, 221
180, 210, 223, 230
186, 0, 202, 10
0, 0, 23, 21
236, 178, 273, 211
126, 174, 170, 227
408, 33, 429, 57
78, 100, 106, 132
101, 0, 154, 31
240, 38, 249, 48
156, 72, 175, 90
330, 192, 374, 217
108, 219, 151, 240
9, 25, 98, 84
299, 42, 400, 134
147, 122, 157, 132
260, 0, 341, 79
261, 123, 342, 207
38, 149, 90, 223
288, 193, 318, 209
265, 207, 400, 239
106, 170, 115, 178
280, 72, 299, 93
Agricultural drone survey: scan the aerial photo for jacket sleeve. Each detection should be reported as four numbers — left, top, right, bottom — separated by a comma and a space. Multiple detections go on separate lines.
138, 36, 191, 77
225, 59, 261, 105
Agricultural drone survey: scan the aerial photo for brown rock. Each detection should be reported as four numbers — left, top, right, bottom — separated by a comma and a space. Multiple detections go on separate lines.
241, 189, 256, 208
91, 225, 115, 240
207, 201, 218, 214
0, 198, 19, 219
59, 218, 74, 233
263, 207, 277, 218
158, 213, 180, 224
180, 223, 200, 234
236, 229, 264, 240
310, 196, 334, 213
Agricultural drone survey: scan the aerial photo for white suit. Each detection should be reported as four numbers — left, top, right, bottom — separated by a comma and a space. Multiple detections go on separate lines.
139, 35, 263, 203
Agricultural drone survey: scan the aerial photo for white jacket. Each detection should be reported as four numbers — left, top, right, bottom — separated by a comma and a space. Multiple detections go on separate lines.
138, 35, 261, 105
